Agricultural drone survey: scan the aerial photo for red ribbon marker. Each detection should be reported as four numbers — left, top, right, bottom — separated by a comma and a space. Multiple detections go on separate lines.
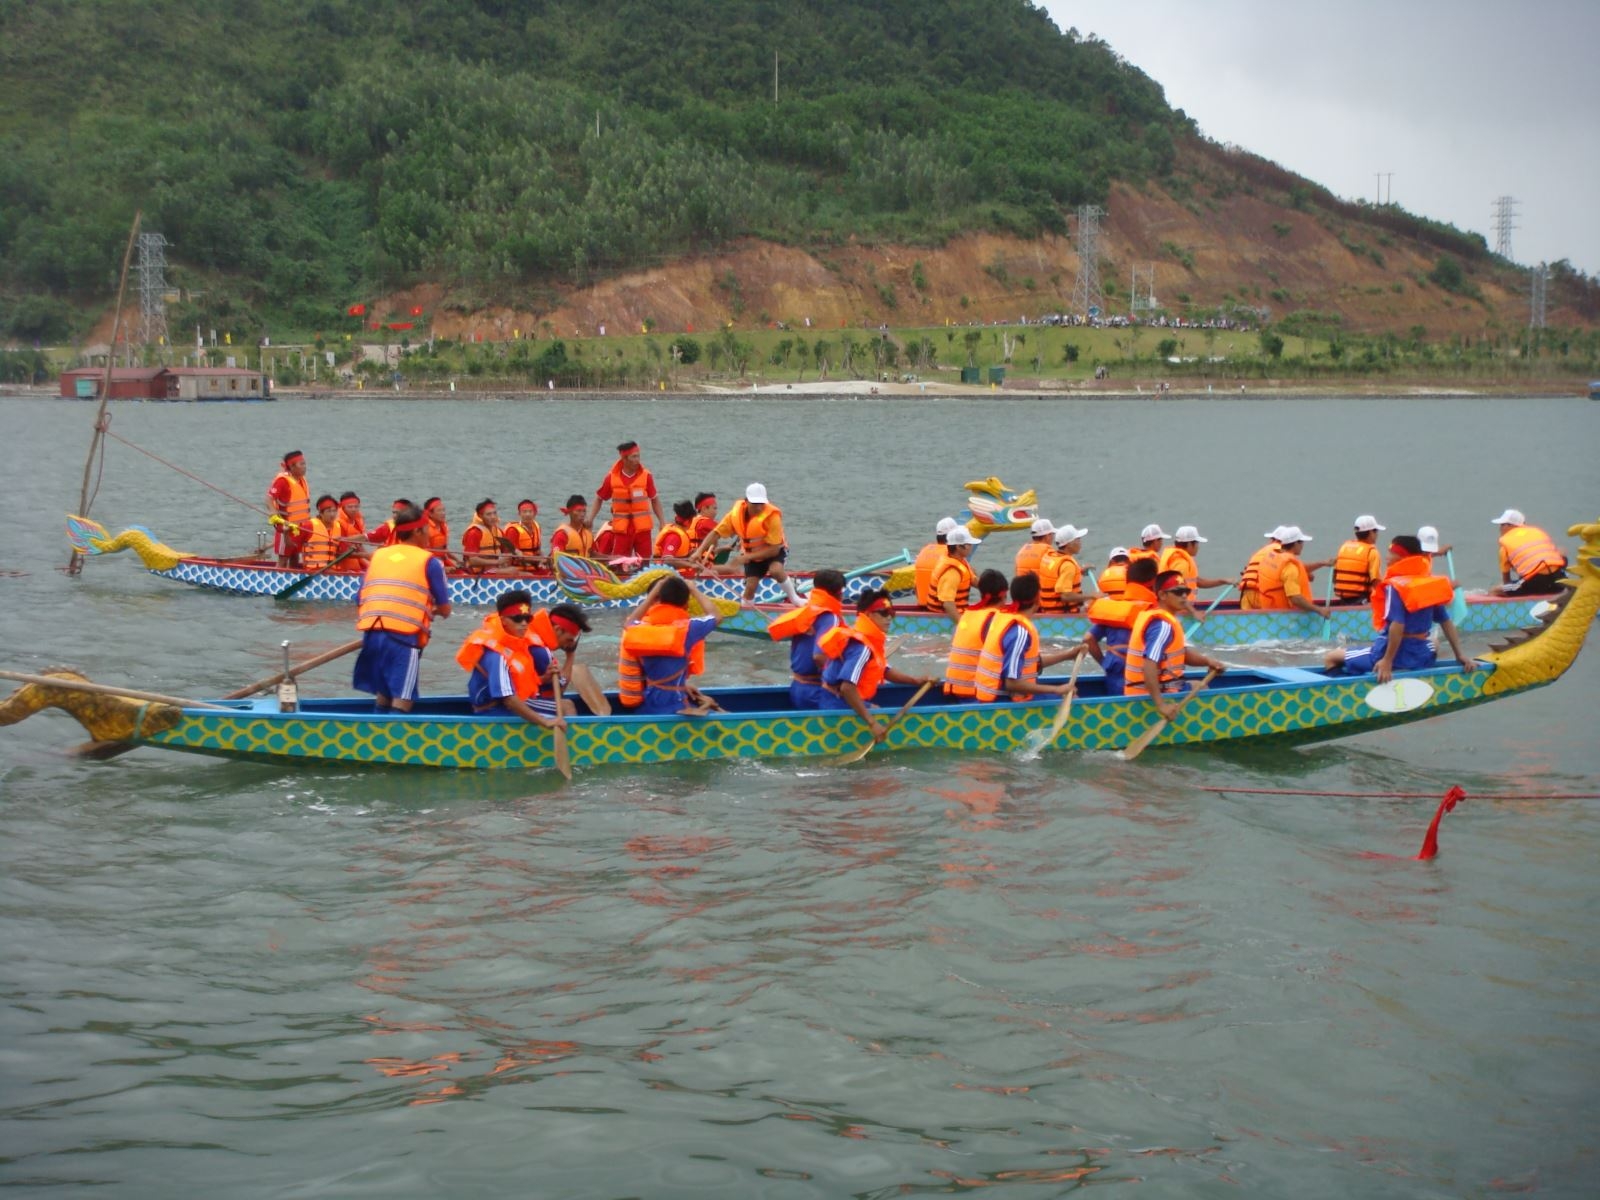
1414, 786, 1465, 861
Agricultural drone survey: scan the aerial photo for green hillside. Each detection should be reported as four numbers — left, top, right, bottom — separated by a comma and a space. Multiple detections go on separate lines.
0, 0, 1185, 340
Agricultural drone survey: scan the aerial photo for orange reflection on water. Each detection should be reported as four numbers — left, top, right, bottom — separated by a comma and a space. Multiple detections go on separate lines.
364, 1050, 464, 1078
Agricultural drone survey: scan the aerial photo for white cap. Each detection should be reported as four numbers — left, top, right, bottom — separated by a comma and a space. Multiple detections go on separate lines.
1174, 524, 1207, 543
1277, 525, 1312, 544
1054, 524, 1088, 546
1418, 525, 1440, 553
1140, 523, 1169, 542
1491, 508, 1525, 526
745, 482, 768, 504
935, 516, 959, 537
1108, 546, 1130, 560
1353, 514, 1385, 533
1030, 517, 1056, 538
945, 526, 982, 546
1263, 525, 1289, 541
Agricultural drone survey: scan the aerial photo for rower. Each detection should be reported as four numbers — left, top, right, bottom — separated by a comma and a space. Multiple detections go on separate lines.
1490, 508, 1569, 596
652, 500, 701, 567
692, 482, 801, 605
767, 568, 846, 709
422, 498, 457, 567
970, 574, 1085, 702
456, 589, 570, 730
1085, 558, 1159, 696
593, 440, 663, 558
1125, 572, 1226, 718
352, 503, 453, 713
1129, 524, 1167, 568
266, 449, 310, 567
336, 492, 373, 562
1014, 518, 1056, 578
927, 526, 981, 618
503, 500, 544, 568
617, 574, 724, 715
1247, 525, 1328, 618
1325, 535, 1473, 682
913, 517, 960, 609
1099, 546, 1131, 599
550, 495, 597, 556
1039, 524, 1093, 613
461, 499, 512, 573
301, 494, 345, 571
1237, 527, 1283, 608
1159, 524, 1231, 617
943, 571, 1010, 699
367, 499, 413, 548
818, 589, 935, 740
1332, 515, 1387, 603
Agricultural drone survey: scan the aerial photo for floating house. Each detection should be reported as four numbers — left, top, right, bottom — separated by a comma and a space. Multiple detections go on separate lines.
59, 366, 271, 402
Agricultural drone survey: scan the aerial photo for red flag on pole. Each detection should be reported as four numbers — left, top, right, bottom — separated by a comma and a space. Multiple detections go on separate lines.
409, 305, 424, 316
347, 303, 367, 316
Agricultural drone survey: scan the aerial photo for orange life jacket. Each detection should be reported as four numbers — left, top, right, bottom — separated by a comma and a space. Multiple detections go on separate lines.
462, 517, 507, 561
552, 523, 595, 556
603, 461, 654, 531
927, 555, 976, 612
818, 617, 888, 701
337, 509, 366, 539
913, 542, 945, 607
301, 515, 343, 569
455, 614, 540, 701
692, 514, 717, 542
617, 604, 704, 707
727, 500, 785, 554
1099, 562, 1129, 599
1239, 542, 1277, 600
1333, 539, 1381, 601
1370, 554, 1453, 629
1129, 547, 1160, 568
1253, 548, 1307, 610
1500, 525, 1566, 580
504, 521, 542, 554
1038, 550, 1084, 613
1014, 540, 1051, 578
973, 612, 1040, 703
766, 591, 844, 641
1158, 545, 1197, 587
1124, 609, 1186, 696
425, 517, 450, 552
269, 472, 310, 526
1086, 583, 1156, 630
944, 607, 1001, 698
653, 523, 694, 558
357, 545, 439, 638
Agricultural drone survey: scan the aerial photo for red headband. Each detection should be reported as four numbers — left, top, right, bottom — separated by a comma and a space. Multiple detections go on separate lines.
1157, 576, 1188, 593
283, 453, 304, 466
561, 504, 585, 514
863, 597, 893, 614
392, 516, 428, 534
549, 613, 581, 635
518, 503, 537, 512
425, 500, 443, 513
501, 602, 533, 617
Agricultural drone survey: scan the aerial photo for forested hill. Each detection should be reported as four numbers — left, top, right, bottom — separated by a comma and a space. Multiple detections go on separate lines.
0, 0, 1186, 339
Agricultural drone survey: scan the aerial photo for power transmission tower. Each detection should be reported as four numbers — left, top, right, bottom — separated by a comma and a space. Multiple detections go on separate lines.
1071, 205, 1105, 318
1491, 195, 1519, 260
1129, 263, 1157, 314
136, 231, 170, 352
1529, 262, 1547, 329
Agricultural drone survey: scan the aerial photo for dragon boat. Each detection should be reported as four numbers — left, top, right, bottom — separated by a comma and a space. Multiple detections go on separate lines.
63, 516, 913, 608
709, 593, 1562, 646
8, 518, 1596, 773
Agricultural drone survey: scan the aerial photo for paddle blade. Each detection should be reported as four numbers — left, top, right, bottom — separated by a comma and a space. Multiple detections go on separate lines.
1364, 678, 1434, 714
552, 724, 571, 780
830, 741, 875, 767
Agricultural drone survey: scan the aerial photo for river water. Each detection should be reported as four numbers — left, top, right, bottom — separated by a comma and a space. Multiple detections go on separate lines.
2, 393, 1597, 1197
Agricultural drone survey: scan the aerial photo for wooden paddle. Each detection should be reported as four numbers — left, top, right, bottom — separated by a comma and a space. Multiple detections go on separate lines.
1118, 667, 1221, 762
68, 638, 364, 759
551, 723, 571, 780
273, 535, 361, 600
832, 680, 933, 766
1026, 650, 1086, 755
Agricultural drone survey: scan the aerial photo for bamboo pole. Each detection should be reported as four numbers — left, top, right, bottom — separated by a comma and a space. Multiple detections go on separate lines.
67, 210, 142, 576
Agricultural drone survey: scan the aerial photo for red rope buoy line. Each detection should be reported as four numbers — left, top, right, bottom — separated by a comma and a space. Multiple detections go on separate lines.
1207, 788, 1600, 801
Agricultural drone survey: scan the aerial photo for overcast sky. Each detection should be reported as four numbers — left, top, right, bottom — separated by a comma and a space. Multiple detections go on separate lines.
1043, 0, 1599, 275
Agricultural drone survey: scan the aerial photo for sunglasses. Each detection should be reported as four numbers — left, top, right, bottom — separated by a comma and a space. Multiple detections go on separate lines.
502, 613, 532, 624
1165, 587, 1193, 597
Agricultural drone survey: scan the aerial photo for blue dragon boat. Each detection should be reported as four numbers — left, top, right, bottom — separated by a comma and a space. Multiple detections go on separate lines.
8, 518, 1596, 773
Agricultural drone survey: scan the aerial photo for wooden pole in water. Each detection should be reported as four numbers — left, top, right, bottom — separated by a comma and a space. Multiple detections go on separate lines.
66, 210, 142, 577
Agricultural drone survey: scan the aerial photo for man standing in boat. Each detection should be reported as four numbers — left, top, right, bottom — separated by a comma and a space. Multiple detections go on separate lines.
693, 482, 802, 605
351, 503, 453, 713
593, 440, 663, 558
1325, 534, 1475, 683
266, 450, 310, 568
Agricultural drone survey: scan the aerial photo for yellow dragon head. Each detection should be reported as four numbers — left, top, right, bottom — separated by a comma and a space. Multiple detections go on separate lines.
959, 477, 1039, 538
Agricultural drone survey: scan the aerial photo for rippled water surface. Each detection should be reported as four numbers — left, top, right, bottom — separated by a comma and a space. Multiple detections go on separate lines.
2, 393, 1597, 1197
